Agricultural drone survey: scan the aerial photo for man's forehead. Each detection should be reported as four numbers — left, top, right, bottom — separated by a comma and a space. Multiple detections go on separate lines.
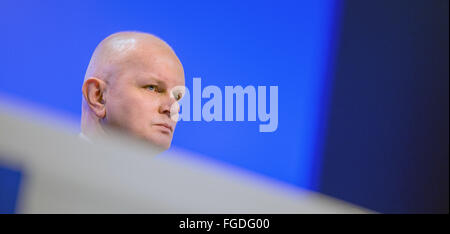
115, 47, 184, 86
95, 32, 184, 87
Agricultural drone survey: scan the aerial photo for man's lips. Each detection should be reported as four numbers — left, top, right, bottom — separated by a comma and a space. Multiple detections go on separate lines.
153, 123, 173, 133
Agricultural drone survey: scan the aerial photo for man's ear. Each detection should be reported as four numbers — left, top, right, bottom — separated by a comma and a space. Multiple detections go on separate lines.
82, 77, 107, 119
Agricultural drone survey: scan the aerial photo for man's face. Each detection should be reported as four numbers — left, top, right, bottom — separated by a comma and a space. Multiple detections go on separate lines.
103, 45, 185, 149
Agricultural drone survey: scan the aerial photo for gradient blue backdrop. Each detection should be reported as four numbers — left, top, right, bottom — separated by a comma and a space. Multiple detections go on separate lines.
0, 0, 341, 190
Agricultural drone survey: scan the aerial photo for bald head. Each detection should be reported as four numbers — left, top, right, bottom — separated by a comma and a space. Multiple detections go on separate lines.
81, 31, 185, 150
84, 32, 181, 83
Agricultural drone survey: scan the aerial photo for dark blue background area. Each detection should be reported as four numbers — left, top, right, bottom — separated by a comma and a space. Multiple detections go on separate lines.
320, 0, 449, 213
0, 163, 22, 214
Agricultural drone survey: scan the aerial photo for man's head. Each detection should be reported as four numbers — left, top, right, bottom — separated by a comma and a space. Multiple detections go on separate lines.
81, 31, 185, 150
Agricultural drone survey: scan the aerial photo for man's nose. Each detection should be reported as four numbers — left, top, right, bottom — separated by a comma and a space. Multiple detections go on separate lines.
158, 94, 178, 118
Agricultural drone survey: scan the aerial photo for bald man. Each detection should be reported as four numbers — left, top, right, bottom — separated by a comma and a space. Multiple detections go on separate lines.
81, 31, 185, 151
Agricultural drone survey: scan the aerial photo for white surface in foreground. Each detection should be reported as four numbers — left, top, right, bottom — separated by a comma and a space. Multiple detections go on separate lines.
0, 99, 373, 213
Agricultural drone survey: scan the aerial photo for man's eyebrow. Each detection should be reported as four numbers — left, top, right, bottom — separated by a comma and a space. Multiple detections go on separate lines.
142, 75, 168, 89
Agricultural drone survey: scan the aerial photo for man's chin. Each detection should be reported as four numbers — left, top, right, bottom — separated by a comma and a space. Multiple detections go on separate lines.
102, 125, 172, 150
142, 134, 171, 151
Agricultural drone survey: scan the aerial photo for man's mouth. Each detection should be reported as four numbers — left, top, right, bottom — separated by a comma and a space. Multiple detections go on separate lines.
153, 123, 173, 133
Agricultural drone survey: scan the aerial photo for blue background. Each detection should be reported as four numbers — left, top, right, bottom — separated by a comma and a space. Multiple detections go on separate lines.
320, 0, 448, 213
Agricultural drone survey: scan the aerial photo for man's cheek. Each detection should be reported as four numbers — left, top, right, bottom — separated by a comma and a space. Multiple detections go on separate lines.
109, 97, 138, 129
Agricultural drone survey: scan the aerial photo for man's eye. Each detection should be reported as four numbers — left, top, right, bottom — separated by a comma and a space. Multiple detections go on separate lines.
146, 85, 157, 92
